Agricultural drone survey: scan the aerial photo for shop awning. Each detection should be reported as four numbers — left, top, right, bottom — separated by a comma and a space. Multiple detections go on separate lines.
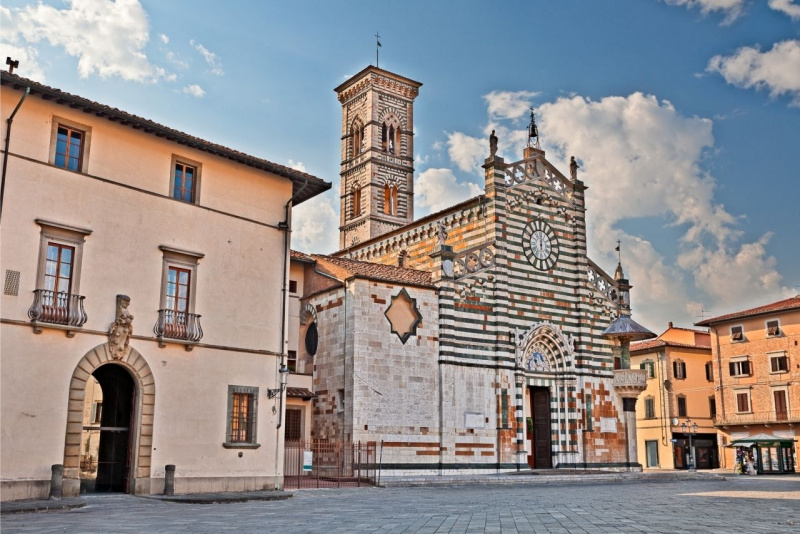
729, 433, 797, 447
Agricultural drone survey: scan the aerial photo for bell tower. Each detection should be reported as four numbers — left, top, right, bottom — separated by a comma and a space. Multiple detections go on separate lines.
334, 66, 422, 250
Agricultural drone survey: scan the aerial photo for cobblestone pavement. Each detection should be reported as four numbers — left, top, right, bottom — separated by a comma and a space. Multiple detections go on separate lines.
3, 477, 799, 533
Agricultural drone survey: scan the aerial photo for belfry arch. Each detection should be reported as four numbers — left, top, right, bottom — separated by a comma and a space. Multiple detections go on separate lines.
62, 343, 155, 497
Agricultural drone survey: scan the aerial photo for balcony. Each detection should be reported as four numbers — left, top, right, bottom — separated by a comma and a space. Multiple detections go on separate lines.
28, 289, 87, 336
714, 410, 800, 427
153, 309, 203, 349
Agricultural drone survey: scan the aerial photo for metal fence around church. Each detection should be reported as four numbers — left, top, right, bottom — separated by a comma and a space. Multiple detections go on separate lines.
283, 440, 376, 489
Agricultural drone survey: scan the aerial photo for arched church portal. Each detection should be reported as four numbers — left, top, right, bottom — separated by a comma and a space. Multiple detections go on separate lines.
63, 344, 154, 496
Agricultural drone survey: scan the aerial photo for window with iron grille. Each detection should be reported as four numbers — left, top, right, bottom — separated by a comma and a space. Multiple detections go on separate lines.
729, 359, 751, 377
766, 320, 781, 337
224, 385, 259, 447
644, 397, 655, 419
285, 409, 302, 441
677, 396, 687, 417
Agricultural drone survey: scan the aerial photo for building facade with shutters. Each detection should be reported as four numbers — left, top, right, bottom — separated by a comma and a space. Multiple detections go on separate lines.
0, 72, 330, 500
630, 325, 719, 470
291, 66, 652, 475
696, 296, 800, 472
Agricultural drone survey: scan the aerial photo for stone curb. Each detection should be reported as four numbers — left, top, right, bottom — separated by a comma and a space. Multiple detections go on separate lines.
139, 490, 293, 504
0, 498, 87, 515
377, 471, 727, 488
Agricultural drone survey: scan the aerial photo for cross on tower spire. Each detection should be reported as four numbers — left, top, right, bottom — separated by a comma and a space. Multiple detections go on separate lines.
375, 32, 382, 67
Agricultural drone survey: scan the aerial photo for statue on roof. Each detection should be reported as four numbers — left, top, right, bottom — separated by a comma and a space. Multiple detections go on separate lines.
489, 130, 498, 158
436, 220, 448, 246
570, 156, 580, 182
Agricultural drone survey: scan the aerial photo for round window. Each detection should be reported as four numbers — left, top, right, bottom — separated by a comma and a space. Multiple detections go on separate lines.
305, 322, 318, 356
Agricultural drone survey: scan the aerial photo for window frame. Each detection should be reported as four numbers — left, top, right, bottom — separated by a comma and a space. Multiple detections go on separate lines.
352, 186, 362, 217
676, 395, 687, 418
772, 386, 789, 421
170, 155, 202, 205
735, 388, 752, 414
287, 350, 297, 373
49, 116, 92, 174
644, 396, 656, 419
705, 361, 714, 382
285, 407, 304, 442
640, 360, 656, 379
730, 325, 745, 343
35, 219, 92, 296
769, 351, 788, 374
729, 357, 751, 377
158, 245, 204, 315
709, 396, 717, 420
765, 319, 781, 338
223, 385, 260, 448
673, 360, 687, 380
289, 280, 298, 294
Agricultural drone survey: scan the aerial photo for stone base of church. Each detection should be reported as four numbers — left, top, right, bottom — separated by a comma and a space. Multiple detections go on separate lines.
1, 479, 52, 502
557, 462, 643, 471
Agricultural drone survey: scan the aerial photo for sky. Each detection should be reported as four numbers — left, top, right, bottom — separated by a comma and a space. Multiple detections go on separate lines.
2, 0, 799, 331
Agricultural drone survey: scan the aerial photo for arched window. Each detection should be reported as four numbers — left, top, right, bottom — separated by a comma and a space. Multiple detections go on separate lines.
352, 187, 362, 217
383, 184, 398, 215
352, 120, 364, 156
388, 126, 395, 154
394, 126, 401, 155
381, 123, 388, 152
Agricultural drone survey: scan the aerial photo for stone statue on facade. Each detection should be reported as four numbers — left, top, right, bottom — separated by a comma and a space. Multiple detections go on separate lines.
489, 130, 498, 158
109, 294, 133, 360
569, 156, 580, 182
436, 220, 448, 246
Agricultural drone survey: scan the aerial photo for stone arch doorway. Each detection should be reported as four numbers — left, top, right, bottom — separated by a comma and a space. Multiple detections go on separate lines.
62, 343, 155, 497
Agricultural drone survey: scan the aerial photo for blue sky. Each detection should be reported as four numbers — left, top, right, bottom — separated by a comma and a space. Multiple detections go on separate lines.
3, 0, 798, 330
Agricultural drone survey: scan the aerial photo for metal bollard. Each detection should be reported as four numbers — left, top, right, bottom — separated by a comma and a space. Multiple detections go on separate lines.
49, 464, 63, 500
164, 464, 176, 495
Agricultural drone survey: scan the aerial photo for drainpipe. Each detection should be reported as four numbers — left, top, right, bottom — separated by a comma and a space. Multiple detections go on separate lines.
712, 326, 725, 422
1, 86, 30, 223
277, 177, 308, 430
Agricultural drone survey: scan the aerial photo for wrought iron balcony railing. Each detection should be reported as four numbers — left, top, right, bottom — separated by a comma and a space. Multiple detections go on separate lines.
714, 409, 799, 426
153, 309, 203, 344
28, 289, 87, 331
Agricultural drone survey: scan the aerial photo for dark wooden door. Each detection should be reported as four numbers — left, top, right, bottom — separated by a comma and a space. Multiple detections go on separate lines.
530, 387, 552, 469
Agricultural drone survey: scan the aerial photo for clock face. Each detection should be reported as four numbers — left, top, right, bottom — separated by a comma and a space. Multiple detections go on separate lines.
530, 230, 551, 260
522, 220, 559, 270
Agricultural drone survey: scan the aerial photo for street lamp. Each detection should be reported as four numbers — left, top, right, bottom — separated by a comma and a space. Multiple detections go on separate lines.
267, 364, 290, 399
681, 418, 699, 471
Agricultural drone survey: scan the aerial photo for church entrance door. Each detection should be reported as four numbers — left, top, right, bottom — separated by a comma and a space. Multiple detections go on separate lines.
79, 364, 135, 493
528, 387, 552, 469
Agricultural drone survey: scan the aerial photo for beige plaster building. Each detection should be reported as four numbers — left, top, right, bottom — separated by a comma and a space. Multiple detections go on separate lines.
291, 66, 654, 475
630, 324, 719, 470
0, 71, 330, 500
696, 296, 800, 473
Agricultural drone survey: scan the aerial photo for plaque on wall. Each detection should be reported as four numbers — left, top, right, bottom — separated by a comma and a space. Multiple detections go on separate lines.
600, 418, 617, 433
464, 412, 485, 429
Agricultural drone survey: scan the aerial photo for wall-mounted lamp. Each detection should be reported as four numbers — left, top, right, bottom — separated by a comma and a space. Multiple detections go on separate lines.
267, 364, 290, 399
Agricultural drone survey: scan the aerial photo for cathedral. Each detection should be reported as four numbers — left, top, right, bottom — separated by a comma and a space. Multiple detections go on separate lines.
291, 65, 653, 474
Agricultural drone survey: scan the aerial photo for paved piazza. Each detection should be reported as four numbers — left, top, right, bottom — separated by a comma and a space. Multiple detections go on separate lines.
3, 477, 799, 533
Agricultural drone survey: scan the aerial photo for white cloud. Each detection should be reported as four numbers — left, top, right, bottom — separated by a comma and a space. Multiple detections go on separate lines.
288, 159, 306, 172
0, 41, 45, 81
190, 39, 223, 76
483, 90, 538, 121
446, 131, 485, 174
707, 40, 800, 106
159, 33, 169, 44
415, 168, 482, 215
181, 84, 205, 98
769, 0, 800, 19
535, 92, 786, 327
3, 0, 173, 83
291, 194, 339, 254
664, 0, 745, 23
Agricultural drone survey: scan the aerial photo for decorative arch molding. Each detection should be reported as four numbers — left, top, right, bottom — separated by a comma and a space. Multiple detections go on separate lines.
515, 321, 575, 373
377, 108, 406, 129
61, 342, 155, 497
300, 303, 318, 325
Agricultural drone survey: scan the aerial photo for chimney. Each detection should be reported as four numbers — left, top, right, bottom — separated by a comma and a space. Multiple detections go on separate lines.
668, 321, 673, 329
